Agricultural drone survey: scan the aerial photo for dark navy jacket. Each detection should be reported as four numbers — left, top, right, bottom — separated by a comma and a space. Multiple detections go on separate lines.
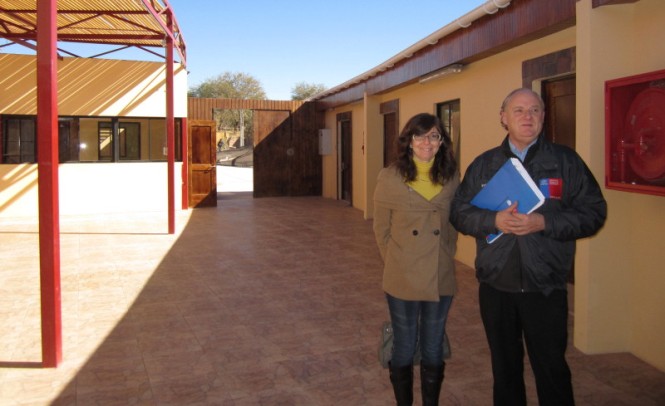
450, 135, 607, 293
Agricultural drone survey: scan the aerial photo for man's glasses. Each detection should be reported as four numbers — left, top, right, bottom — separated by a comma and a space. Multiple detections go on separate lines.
412, 133, 442, 143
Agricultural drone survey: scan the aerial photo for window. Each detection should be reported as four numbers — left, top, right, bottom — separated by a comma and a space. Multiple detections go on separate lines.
2, 116, 36, 163
1, 115, 182, 163
437, 100, 461, 168
98, 121, 141, 161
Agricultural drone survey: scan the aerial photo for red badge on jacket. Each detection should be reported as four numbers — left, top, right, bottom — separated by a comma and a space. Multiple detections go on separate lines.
539, 178, 563, 199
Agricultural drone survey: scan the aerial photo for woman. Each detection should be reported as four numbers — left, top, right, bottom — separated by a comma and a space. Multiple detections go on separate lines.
373, 113, 459, 406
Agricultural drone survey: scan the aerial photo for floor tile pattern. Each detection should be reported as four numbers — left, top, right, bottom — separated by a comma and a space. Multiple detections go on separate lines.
1, 196, 664, 405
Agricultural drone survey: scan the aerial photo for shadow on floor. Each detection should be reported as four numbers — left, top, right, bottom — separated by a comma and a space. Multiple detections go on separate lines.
1, 197, 664, 405
218, 191, 254, 201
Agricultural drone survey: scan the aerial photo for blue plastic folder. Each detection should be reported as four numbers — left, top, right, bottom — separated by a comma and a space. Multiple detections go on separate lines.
470, 158, 545, 244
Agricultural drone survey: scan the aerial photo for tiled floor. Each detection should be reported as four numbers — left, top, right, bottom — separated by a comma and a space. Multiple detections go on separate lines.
1, 194, 664, 405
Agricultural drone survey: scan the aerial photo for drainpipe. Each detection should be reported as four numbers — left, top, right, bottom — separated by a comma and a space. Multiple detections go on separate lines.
311, 0, 511, 99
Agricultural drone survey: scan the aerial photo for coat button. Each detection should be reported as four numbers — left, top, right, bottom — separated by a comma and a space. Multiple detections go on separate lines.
433, 229, 440, 236
412, 230, 419, 236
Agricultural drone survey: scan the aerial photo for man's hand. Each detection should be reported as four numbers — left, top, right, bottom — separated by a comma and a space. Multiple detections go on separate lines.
495, 201, 545, 236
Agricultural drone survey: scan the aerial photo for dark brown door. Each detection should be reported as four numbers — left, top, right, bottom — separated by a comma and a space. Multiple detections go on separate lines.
384, 112, 398, 167
543, 76, 576, 283
543, 76, 576, 149
339, 118, 352, 204
188, 120, 217, 207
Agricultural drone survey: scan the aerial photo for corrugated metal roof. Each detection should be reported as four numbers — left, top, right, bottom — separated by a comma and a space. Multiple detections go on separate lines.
0, 0, 186, 65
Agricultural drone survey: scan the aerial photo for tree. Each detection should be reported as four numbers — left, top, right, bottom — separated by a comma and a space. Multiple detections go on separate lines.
291, 81, 327, 101
189, 71, 266, 99
189, 72, 266, 148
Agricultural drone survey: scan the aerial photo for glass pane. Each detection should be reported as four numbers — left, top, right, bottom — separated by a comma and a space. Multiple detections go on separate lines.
99, 122, 113, 161
4, 120, 21, 163
119, 122, 140, 160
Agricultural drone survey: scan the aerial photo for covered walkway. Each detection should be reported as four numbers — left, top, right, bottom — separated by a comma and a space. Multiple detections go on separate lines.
1, 196, 664, 404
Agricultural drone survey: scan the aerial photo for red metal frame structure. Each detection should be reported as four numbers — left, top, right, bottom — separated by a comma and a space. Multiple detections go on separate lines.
36, 0, 61, 368
0, 0, 187, 367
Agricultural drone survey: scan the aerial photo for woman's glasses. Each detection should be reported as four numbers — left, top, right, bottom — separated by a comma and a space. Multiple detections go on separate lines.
412, 133, 442, 143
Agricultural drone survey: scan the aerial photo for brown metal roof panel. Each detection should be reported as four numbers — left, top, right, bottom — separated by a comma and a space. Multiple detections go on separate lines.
0, 0, 185, 63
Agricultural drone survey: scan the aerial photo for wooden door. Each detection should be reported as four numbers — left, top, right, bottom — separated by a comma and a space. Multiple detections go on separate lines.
542, 76, 576, 282
188, 120, 217, 207
339, 118, 352, 204
543, 76, 576, 149
383, 112, 398, 167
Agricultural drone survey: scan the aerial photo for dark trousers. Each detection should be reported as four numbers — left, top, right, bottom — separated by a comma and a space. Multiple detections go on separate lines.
479, 283, 574, 406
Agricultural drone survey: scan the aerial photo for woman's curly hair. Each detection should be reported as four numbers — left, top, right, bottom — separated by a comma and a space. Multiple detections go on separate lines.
391, 113, 456, 184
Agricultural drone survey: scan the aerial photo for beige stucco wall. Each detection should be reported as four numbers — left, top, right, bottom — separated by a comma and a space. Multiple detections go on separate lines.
575, 0, 665, 370
324, 26, 576, 228
321, 0, 665, 371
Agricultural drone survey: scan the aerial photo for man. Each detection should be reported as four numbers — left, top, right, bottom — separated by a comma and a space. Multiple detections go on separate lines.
450, 88, 607, 405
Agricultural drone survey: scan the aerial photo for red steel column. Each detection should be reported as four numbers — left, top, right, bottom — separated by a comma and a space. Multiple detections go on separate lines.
36, 0, 62, 368
166, 14, 175, 234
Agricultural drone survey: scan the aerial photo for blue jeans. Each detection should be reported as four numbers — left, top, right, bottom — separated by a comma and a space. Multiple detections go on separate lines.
386, 293, 453, 367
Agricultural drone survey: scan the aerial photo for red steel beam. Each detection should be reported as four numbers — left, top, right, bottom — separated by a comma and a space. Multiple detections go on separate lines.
36, 0, 62, 368
138, 0, 186, 65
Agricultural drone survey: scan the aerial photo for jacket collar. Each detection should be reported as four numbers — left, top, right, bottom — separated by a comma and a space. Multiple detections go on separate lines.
500, 134, 545, 164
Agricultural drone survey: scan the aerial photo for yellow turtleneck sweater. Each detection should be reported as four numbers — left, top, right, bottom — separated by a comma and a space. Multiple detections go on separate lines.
407, 159, 442, 201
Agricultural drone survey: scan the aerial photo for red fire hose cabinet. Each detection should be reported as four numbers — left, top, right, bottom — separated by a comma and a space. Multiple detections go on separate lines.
605, 68, 665, 197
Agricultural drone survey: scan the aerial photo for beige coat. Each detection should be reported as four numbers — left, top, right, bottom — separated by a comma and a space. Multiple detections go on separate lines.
373, 167, 459, 301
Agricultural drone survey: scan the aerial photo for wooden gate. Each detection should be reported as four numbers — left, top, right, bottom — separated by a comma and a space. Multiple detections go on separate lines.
187, 98, 322, 198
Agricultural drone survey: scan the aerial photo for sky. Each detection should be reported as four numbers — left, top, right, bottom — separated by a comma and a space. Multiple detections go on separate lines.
168, 0, 487, 100
1, 0, 488, 101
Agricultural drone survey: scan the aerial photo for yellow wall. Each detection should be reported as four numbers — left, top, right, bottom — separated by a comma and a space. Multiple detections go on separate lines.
321, 0, 665, 371
351, 103, 366, 209
0, 54, 188, 117
575, 0, 665, 369
364, 94, 382, 219
321, 101, 366, 206
321, 113, 337, 199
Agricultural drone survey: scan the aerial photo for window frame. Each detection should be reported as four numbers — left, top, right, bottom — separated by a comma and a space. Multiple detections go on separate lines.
436, 99, 461, 170
2, 116, 37, 164
0, 115, 182, 164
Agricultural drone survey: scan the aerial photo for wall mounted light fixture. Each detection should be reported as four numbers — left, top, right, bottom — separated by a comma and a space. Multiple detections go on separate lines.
418, 64, 464, 84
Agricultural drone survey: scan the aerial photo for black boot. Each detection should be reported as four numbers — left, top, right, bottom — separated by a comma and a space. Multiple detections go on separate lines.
389, 362, 413, 405
421, 363, 445, 406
